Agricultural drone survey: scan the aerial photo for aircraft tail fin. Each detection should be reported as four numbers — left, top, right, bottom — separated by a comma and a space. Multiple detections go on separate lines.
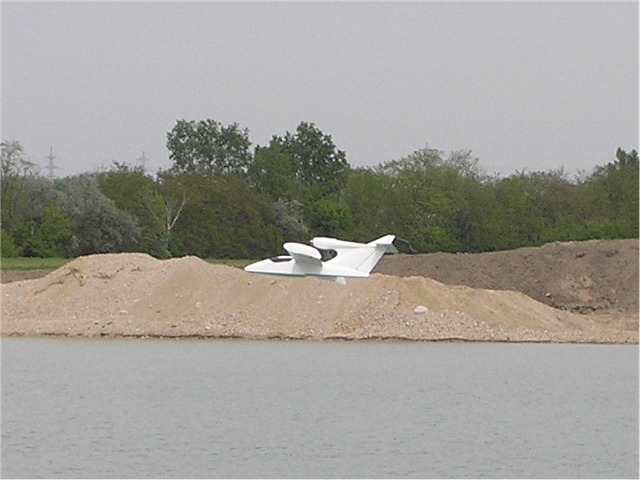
350, 234, 396, 274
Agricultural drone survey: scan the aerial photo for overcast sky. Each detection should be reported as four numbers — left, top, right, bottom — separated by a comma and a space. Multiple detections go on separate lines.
2, 1, 638, 179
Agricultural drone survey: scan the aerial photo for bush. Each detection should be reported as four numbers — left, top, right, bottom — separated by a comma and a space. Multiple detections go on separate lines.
0, 229, 18, 258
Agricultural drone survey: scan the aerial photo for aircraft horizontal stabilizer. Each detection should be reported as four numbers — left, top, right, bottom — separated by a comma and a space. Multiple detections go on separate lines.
371, 234, 395, 245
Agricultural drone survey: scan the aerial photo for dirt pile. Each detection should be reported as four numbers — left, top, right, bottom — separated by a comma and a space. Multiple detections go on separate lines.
1, 250, 637, 343
376, 238, 639, 314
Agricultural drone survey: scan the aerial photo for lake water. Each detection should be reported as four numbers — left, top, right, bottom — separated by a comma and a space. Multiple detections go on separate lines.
1, 338, 638, 478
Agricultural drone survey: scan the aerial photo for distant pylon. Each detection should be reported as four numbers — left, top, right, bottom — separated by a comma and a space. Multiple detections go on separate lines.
45, 146, 58, 181
137, 151, 148, 171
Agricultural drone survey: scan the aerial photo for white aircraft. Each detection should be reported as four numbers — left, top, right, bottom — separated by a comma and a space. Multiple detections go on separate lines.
244, 234, 396, 285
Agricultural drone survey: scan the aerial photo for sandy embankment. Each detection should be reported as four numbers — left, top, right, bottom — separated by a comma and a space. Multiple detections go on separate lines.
1, 253, 637, 343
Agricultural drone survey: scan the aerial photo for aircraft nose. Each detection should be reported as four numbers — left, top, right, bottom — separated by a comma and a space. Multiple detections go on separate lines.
244, 262, 260, 272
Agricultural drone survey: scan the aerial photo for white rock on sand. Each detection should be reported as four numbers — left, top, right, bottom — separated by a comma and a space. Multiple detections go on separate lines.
1, 253, 637, 343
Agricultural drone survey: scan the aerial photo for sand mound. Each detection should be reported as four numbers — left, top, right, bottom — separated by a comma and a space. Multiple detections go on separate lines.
376, 238, 639, 314
2, 253, 636, 343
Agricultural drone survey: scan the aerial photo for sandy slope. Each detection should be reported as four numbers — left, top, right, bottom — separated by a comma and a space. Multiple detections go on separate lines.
1, 252, 636, 343
376, 238, 639, 314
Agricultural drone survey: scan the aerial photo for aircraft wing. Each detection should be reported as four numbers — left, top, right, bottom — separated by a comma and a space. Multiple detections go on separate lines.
283, 242, 323, 268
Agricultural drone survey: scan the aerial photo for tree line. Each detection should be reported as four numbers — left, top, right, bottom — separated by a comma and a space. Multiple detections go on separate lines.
1, 119, 638, 259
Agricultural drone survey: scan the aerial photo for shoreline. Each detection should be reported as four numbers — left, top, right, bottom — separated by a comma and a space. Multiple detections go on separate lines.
3, 320, 637, 344
3, 333, 637, 344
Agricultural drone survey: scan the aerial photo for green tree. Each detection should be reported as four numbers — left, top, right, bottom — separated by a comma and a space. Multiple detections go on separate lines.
0, 228, 18, 257
344, 167, 395, 240
577, 148, 639, 238
376, 148, 458, 252
57, 175, 141, 255
490, 173, 547, 248
1, 140, 40, 232
155, 170, 188, 258
166, 119, 252, 175
98, 163, 166, 257
436, 152, 494, 252
249, 145, 300, 201
270, 122, 349, 194
533, 169, 582, 243
305, 199, 354, 238
615, 147, 639, 168
14, 204, 74, 257
1, 140, 76, 256
272, 199, 309, 241
169, 174, 281, 258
